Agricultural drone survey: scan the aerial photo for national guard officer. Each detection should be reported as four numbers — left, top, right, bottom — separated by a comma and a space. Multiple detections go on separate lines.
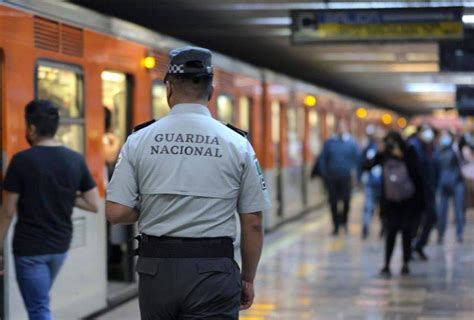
106, 46, 271, 320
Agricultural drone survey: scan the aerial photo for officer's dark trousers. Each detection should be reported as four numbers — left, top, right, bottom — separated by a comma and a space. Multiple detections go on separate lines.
137, 257, 241, 320
326, 175, 352, 233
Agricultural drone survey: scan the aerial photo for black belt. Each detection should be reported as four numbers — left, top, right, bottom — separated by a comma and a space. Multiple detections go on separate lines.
136, 235, 234, 259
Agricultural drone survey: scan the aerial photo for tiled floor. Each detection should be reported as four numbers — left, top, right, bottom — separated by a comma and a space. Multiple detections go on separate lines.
98, 196, 474, 320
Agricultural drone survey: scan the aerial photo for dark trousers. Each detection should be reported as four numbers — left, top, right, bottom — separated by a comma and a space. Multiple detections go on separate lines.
137, 257, 241, 320
326, 176, 352, 232
384, 204, 413, 267
414, 195, 437, 250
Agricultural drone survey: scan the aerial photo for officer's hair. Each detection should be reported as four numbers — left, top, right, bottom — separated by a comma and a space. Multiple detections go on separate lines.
167, 74, 213, 100
25, 100, 60, 137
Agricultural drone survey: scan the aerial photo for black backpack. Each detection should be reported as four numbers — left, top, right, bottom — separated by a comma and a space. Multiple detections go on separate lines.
383, 158, 415, 202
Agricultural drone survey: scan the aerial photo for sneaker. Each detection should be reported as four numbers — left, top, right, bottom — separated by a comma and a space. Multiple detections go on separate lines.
380, 266, 391, 277
401, 265, 410, 275
414, 247, 428, 261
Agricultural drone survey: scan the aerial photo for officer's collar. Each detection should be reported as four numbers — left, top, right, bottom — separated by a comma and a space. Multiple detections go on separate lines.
169, 103, 211, 117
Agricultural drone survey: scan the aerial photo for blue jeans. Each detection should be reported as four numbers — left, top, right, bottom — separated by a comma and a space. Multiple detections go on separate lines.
15, 253, 67, 320
362, 185, 381, 229
437, 182, 465, 239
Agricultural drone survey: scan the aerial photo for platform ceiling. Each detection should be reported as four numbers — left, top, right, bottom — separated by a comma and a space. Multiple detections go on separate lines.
70, 0, 474, 115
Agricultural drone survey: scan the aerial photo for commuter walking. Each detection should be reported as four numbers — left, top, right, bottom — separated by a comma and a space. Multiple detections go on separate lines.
0, 100, 99, 320
436, 130, 465, 243
319, 120, 359, 235
365, 131, 424, 276
359, 125, 383, 239
409, 124, 438, 260
459, 132, 474, 209
106, 47, 271, 319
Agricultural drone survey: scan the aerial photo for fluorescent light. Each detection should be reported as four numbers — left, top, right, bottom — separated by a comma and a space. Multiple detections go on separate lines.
463, 14, 474, 23
243, 17, 292, 25
317, 52, 397, 62
214, 2, 474, 11
335, 63, 439, 73
404, 83, 456, 93
405, 53, 438, 62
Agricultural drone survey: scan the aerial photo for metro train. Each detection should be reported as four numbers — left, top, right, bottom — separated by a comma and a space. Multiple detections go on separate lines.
0, 1, 399, 318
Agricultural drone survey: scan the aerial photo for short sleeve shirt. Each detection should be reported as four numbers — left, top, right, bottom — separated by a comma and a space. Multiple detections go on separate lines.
3, 146, 96, 256
107, 103, 271, 239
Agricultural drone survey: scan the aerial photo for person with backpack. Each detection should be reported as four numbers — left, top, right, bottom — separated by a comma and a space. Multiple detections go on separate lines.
435, 130, 465, 243
365, 131, 424, 276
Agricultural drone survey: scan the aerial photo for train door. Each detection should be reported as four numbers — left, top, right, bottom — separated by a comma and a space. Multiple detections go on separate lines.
101, 71, 135, 298
307, 109, 324, 208
271, 100, 283, 217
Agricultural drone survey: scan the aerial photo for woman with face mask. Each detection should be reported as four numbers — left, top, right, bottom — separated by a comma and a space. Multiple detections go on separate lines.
435, 130, 465, 243
364, 131, 424, 276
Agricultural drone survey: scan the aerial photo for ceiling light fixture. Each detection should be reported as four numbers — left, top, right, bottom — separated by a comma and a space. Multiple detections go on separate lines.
463, 14, 474, 23
404, 83, 456, 93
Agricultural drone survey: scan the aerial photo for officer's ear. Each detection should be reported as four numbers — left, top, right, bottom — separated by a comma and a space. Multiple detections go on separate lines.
165, 81, 173, 101
208, 85, 215, 102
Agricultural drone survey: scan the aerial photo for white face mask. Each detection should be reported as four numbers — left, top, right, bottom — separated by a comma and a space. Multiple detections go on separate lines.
421, 129, 434, 143
439, 134, 452, 146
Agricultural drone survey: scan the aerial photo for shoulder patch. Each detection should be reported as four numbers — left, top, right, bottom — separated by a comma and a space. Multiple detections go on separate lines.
133, 119, 156, 133
225, 123, 248, 138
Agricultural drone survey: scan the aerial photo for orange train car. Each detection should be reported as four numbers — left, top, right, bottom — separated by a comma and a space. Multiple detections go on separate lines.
0, 0, 383, 318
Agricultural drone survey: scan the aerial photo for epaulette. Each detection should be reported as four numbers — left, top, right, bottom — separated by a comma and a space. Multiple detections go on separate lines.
226, 123, 248, 138
132, 119, 156, 133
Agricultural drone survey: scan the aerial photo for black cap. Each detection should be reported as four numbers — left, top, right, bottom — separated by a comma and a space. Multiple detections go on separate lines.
164, 46, 213, 82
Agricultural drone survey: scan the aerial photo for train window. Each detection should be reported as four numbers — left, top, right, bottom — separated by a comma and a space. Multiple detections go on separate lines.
56, 124, 84, 154
36, 61, 84, 153
271, 101, 280, 144
152, 82, 169, 119
239, 96, 251, 133
309, 110, 321, 156
326, 113, 335, 136
296, 106, 305, 141
217, 95, 233, 124
102, 71, 128, 146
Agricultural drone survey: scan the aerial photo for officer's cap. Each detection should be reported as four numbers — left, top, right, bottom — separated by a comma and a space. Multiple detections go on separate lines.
164, 46, 213, 82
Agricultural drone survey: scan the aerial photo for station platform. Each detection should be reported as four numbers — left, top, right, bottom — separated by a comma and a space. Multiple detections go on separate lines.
97, 196, 474, 320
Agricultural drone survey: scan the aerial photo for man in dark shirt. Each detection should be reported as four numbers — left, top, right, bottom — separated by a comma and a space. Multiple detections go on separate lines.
0, 100, 99, 320
319, 120, 360, 235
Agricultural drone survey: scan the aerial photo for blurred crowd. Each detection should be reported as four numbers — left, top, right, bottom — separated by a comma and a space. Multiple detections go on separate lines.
313, 120, 474, 276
